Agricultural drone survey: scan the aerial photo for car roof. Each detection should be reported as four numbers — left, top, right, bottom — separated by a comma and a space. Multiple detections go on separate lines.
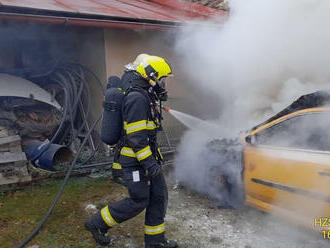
248, 107, 330, 136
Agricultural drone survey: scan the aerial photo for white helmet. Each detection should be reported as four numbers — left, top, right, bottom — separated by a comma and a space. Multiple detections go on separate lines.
124, 53, 150, 71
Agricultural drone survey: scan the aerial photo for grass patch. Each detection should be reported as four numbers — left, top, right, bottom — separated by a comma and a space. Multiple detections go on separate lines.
0, 176, 145, 247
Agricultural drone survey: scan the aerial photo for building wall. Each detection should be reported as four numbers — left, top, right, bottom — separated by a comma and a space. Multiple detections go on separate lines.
104, 28, 191, 146
104, 28, 187, 98
76, 27, 107, 130
0, 22, 80, 69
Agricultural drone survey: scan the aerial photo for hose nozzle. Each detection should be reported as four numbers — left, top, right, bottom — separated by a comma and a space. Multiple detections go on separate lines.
162, 106, 171, 113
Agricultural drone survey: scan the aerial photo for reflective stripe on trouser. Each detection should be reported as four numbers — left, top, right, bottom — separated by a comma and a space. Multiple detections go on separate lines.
105, 168, 168, 244
101, 206, 119, 227
144, 172, 168, 244
145, 223, 165, 235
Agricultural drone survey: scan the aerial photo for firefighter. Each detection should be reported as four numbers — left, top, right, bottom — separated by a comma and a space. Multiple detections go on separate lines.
107, 55, 150, 186
85, 55, 178, 248
110, 54, 151, 186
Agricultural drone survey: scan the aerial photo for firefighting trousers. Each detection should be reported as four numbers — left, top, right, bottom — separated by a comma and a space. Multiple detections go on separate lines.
100, 167, 168, 244
111, 147, 123, 180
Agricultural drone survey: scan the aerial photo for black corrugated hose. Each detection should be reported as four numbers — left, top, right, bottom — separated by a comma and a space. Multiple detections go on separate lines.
25, 62, 104, 164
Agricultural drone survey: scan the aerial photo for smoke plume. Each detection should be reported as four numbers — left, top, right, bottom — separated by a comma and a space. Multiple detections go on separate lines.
173, 0, 330, 218
176, 0, 330, 130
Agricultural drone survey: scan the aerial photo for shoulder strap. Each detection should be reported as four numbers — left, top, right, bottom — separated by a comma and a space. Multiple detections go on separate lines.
126, 86, 153, 118
125, 76, 162, 128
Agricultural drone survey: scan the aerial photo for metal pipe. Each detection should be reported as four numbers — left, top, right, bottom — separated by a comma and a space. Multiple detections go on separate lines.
73, 161, 112, 169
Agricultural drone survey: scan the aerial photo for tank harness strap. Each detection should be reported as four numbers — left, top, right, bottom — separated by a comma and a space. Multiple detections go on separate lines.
120, 86, 162, 159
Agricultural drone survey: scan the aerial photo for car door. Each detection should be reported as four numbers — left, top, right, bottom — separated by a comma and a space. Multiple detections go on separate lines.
244, 110, 330, 230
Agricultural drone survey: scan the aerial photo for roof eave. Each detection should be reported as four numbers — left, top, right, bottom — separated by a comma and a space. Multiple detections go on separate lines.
0, 11, 183, 30
0, 3, 227, 30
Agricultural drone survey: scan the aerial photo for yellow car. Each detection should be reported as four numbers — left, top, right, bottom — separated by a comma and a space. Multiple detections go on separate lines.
205, 91, 330, 234
243, 91, 330, 232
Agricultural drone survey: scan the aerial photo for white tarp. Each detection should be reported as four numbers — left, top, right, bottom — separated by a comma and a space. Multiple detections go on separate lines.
0, 73, 61, 110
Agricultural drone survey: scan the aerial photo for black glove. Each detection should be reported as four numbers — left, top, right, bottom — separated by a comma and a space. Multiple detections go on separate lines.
146, 163, 161, 178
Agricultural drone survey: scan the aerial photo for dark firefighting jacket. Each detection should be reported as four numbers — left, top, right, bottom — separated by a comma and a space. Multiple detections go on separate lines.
119, 78, 162, 170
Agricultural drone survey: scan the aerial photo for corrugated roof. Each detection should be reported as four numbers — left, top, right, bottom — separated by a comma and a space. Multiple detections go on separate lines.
184, 0, 229, 11
0, 0, 225, 26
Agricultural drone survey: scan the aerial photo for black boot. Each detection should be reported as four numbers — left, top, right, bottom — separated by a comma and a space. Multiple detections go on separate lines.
85, 213, 111, 246
145, 239, 178, 248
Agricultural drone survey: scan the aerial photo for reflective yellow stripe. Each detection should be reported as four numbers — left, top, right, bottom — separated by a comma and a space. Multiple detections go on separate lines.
124, 120, 157, 131
145, 223, 165, 235
157, 148, 164, 161
126, 120, 146, 128
126, 120, 147, 134
101, 206, 118, 227
146, 121, 157, 130
120, 147, 136, 158
120, 146, 152, 161
112, 162, 122, 170
136, 146, 152, 161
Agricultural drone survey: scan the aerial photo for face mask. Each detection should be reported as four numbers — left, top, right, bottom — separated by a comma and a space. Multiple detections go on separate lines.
154, 77, 168, 101
158, 77, 166, 89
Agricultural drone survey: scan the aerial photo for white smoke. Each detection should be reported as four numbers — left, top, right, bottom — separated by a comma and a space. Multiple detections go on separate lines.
175, 0, 330, 131
172, 0, 330, 235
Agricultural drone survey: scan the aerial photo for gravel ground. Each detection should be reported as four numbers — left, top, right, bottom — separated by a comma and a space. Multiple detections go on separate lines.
163, 179, 328, 248
81, 169, 328, 248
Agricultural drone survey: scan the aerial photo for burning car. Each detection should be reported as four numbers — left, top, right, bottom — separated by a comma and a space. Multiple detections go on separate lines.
207, 91, 330, 231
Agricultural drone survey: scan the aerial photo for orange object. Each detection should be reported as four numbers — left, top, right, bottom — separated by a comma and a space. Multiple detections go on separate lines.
164, 106, 171, 113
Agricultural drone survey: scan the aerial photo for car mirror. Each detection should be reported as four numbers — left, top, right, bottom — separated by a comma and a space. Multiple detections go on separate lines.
245, 135, 256, 145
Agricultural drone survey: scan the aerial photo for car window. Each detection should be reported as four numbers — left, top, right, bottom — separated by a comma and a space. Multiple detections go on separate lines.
254, 112, 330, 151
